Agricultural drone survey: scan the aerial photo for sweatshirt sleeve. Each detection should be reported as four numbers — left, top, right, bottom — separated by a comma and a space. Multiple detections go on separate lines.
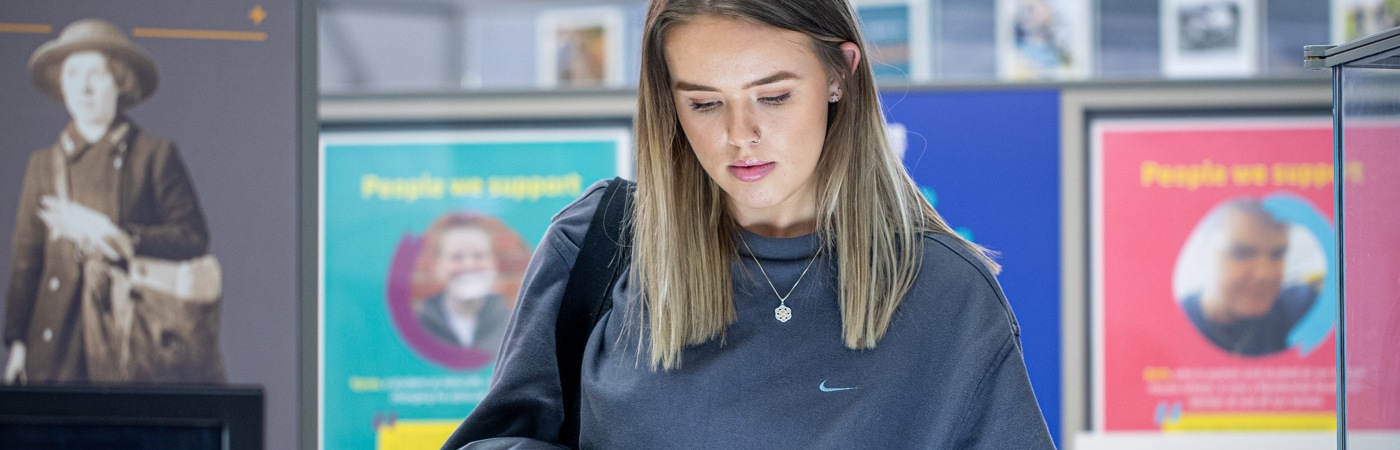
124, 140, 210, 260
440, 182, 608, 450
920, 233, 1055, 450
953, 334, 1057, 449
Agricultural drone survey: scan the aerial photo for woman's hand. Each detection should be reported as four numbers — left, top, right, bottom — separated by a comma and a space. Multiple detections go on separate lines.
3, 342, 26, 385
37, 196, 133, 261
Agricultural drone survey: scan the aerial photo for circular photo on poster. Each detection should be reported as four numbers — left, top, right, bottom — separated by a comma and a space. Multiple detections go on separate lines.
1172, 195, 1332, 357
386, 212, 531, 370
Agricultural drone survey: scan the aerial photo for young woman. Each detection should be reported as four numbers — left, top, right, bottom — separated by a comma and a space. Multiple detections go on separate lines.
444, 0, 1054, 448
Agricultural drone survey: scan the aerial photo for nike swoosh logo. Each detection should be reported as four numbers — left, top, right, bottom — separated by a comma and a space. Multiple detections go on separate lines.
819, 380, 856, 392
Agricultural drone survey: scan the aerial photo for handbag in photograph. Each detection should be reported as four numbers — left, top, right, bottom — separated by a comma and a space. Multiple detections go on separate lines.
82, 256, 227, 383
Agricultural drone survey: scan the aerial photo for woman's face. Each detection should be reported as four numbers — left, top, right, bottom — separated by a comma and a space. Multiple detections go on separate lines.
665, 16, 834, 226
60, 50, 120, 129
434, 226, 499, 300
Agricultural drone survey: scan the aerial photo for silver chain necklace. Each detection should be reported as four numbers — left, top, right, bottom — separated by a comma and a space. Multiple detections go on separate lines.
737, 233, 821, 323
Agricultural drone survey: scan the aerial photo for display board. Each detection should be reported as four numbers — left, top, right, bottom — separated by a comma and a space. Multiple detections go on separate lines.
318, 129, 629, 450
883, 89, 1063, 445
0, 3, 307, 449
1090, 116, 1347, 432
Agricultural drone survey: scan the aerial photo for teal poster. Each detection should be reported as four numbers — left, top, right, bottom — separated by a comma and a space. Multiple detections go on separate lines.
854, 0, 928, 81
319, 129, 629, 449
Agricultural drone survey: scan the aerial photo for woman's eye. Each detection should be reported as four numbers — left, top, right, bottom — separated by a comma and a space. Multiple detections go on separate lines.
760, 93, 791, 105
690, 101, 719, 112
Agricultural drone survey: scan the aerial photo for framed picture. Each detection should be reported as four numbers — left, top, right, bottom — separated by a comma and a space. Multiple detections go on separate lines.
1161, 0, 1259, 78
535, 7, 625, 89
853, 0, 930, 82
0, 4, 311, 449
1331, 0, 1400, 44
996, 0, 1092, 81
1090, 115, 1341, 433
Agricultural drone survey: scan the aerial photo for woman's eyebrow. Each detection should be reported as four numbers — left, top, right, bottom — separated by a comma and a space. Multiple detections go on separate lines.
673, 71, 800, 92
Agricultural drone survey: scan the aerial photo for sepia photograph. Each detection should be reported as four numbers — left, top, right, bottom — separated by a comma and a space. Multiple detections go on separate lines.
0, 4, 303, 448
4, 18, 224, 385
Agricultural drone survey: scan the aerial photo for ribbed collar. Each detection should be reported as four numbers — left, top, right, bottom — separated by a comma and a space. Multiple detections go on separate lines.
733, 227, 821, 263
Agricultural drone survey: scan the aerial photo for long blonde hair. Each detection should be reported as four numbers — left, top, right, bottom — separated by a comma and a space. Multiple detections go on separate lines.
632, 0, 999, 371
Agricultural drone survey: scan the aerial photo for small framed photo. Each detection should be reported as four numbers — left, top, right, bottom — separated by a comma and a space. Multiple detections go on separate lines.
536, 7, 625, 88
853, 0, 931, 82
1161, 0, 1259, 78
1331, 0, 1400, 45
996, 0, 1092, 81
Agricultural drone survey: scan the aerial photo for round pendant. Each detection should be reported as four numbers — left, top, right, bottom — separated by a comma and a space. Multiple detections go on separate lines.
775, 304, 792, 322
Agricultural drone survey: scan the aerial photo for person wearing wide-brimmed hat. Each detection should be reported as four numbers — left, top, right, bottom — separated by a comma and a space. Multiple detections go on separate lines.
4, 18, 210, 384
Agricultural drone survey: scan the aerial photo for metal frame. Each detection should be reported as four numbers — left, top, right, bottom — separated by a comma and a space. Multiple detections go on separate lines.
1332, 63, 1346, 450
1305, 25, 1400, 450
1311, 26, 1400, 69
298, 0, 320, 448
320, 89, 636, 124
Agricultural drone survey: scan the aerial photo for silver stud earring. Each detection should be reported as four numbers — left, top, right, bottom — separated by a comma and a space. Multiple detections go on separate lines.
829, 88, 842, 103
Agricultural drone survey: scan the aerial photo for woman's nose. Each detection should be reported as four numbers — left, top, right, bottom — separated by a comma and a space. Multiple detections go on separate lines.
725, 103, 759, 148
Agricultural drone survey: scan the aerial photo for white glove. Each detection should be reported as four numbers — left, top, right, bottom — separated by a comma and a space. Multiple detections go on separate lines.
37, 196, 133, 261
4, 341, 26, 385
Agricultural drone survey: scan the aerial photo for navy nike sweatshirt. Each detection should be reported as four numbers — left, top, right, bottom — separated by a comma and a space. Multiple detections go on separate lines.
443, 182, 1055, 449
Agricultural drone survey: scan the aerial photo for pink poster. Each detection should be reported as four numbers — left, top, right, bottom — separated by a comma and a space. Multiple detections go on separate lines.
1340, 121, 1400, 432
1091, 117, 1355, 431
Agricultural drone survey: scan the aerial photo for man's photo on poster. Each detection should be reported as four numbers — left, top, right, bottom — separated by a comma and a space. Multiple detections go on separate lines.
395, 212, 530, 368
1172, 196, 1328, 357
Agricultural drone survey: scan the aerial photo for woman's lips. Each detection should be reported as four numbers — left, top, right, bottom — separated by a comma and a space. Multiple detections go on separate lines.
729, 161, 775, 182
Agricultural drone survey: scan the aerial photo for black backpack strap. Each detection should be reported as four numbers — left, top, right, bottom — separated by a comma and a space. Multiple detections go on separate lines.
555, 177, 634, 448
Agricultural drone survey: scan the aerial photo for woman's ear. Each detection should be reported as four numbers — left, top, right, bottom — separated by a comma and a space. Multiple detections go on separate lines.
840, 41, 861, 75
829, 42, 862, 100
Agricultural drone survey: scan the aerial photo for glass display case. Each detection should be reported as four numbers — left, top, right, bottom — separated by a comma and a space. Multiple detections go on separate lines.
1307, 27, 1400, 450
